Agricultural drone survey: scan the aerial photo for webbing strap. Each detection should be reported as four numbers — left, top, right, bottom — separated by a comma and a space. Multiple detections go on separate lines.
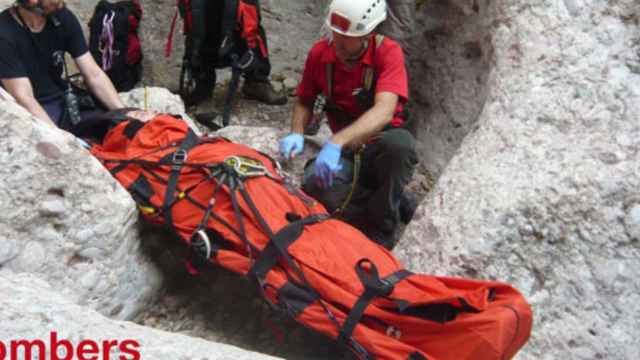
276, 281, 319, 319
326, 62, 334, 100
363, 34, 385, 92
165, 8, 179, 57
324, 35, 385, 118
163, 130, 199, 228
128, 174, 154, 208
249, 214, 328, 281
338, 259, 412, 345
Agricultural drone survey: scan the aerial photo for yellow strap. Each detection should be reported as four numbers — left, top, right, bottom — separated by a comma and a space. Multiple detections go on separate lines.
363, 68, 374, 93
139, 205, 156, 215
144, 86, 149, 111
374, 34, 385, 50
363, 35, 385, 92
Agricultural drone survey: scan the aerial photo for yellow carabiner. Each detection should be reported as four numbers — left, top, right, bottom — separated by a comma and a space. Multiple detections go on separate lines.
139, 205, 156, 215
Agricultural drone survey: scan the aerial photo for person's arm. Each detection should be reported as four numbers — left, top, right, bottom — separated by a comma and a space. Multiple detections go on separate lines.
74, 53, 124, 110
291, 98, 313, 134
330, 91, 398, 148
1, 77, 56, 126
291, 42, 324, 134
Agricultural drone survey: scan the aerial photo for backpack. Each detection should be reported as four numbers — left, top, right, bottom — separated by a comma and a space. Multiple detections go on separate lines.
90, 114, 533, 360
165, 0, 267, 61
89, 0, 143, 92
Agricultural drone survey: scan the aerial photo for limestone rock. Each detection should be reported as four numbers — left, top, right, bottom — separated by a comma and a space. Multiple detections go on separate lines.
0, 273, 280, 360
283, 77, 299, 91
270, 81, 284, 94
119, 87, 199, 133
625, 204, 640, 241
397, 1, 640, 359
0, 100, 163, 320
120, 87, 184, 115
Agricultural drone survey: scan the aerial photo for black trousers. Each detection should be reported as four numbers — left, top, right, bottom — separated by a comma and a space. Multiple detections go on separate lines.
187, 0, 271, 88
41, 96, 109, 139
303, 128, 418, 237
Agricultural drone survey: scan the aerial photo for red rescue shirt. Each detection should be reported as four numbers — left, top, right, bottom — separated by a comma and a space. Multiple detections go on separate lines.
296, 35, 408, 133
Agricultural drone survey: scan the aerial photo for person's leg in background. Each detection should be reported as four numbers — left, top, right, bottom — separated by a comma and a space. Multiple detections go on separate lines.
186, 0, 221, 106
360, 127, 417, 249
241, 24, 287, 105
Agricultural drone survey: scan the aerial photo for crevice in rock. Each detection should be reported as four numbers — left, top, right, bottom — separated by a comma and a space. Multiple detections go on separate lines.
408, 0, 492, 178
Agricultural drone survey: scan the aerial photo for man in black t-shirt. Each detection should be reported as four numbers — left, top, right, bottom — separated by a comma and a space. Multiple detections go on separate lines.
0, 0, 124, 131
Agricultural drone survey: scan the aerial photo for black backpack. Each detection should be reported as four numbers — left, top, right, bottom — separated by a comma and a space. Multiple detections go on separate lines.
89, 0, 143, 92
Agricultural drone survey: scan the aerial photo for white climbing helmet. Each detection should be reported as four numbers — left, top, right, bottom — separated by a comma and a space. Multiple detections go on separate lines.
326, 0, 387, 37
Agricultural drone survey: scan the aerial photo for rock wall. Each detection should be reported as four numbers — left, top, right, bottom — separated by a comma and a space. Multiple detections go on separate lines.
398, 1, 640, 359
0, 99, 163, 320
407, 0, 492, 176
0, 87, 196, 321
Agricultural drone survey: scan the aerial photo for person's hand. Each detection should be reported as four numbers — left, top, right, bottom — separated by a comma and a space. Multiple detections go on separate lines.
314, 141, 342, 189
125, 109, 157, 122
279, 133, 304, 160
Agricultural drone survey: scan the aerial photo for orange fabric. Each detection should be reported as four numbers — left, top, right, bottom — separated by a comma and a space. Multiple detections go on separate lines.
165, 0, 192, 58
237, 1, 268, 57
91, 115, 532, 360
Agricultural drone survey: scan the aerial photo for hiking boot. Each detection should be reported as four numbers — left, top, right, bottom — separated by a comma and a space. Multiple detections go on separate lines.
399, 191, 419, 224
242, 80, 287, 105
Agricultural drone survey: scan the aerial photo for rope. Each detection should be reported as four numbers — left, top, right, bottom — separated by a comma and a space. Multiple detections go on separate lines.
333, 146, 364, 217
99, 11, 116, 71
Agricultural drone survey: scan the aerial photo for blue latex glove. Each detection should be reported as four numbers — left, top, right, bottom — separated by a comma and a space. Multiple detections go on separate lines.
279, 133, 304, 160
314, 141, 343, 189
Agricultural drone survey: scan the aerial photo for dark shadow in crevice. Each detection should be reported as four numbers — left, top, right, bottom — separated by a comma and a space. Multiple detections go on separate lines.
408, 0, 493, 178
134, 220, 349, 360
